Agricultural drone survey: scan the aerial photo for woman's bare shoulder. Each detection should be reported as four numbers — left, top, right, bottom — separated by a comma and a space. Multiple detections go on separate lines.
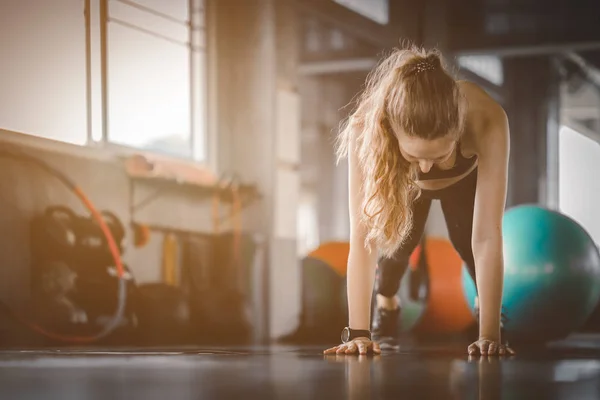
458, 80, 508, 150
459, 80, 504, 115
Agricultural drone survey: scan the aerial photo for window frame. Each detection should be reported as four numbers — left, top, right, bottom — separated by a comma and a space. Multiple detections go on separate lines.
0, 0, 210, 168
89, 0, 208, 162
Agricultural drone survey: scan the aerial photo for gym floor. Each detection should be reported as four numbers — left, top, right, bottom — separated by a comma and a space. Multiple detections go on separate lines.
2, 336, 600, 399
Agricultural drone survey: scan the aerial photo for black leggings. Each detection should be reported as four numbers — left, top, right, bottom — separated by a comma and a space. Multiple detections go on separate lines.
376, 168, 478, 297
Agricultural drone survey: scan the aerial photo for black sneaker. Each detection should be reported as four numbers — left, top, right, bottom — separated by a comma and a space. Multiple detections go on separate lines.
372, 306, 401, 346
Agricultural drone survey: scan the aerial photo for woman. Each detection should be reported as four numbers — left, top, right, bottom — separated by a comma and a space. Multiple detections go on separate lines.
323, 46, 515, 356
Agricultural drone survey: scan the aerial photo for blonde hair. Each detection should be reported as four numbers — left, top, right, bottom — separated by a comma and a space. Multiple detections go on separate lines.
336, 45, 467, 257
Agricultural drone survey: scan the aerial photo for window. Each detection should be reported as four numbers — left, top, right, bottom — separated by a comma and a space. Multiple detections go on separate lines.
105, 0, 206, 160
0, 0, 88, 145
559, 125, 600, 245
333, 0, 389, 25
297, 191, 320, 257
0, 0, 207, 161
458, 55, 504, 86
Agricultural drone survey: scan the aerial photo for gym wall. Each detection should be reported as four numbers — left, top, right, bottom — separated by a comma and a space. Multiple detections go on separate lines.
0, 0, 203, 307
0, 0, 304, 341
0, 142, 223, 306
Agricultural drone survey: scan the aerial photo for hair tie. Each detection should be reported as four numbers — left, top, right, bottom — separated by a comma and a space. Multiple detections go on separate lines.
414, 61, 435, 74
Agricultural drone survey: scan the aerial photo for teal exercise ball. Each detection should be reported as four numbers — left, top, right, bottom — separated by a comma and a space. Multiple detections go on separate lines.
462, 205, 600, 343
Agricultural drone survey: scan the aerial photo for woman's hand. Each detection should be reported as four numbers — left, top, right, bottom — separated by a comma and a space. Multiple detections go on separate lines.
468, 338, 515, 356
323, 338, 381, 355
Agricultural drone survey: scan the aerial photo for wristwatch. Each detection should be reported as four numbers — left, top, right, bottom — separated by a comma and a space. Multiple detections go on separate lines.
341, 327, 371, 343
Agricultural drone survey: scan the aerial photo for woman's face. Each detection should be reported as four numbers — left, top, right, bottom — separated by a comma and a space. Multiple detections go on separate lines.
396, 131, 456, 173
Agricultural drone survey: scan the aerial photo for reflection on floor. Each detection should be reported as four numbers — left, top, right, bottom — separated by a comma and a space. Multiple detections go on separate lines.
2, 335, 600, 399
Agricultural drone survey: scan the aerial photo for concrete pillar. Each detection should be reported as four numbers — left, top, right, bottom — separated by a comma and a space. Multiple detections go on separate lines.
271, 0, 302, 340
503, 56, 561, 207
208, 0, 301, 341
312, 77, 359, 243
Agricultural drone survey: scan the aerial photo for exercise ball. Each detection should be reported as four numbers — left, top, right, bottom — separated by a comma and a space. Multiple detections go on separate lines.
412, 237, 475, 335
278, 254, 348, 345
302, 256, 346, 330
308, 241, 350, 277
462, 205, 600, 343
396, 268, 428, 333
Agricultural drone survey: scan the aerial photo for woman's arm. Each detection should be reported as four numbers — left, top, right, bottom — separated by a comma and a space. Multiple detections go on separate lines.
324, 129, 380, 355
471, 102, 510, 343
346, 134, 379, 331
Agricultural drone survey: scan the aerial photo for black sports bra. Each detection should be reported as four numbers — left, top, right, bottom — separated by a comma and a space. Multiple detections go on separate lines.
416, 142, 478, 181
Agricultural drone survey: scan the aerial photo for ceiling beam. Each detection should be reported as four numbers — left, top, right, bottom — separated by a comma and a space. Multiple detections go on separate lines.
295, 0, 399, 48
454, 40, 600, 58
301, 45, 380, 63
298, 55, 507, 105
562, 52, 600, 92
299, 57, 377, 75
561, 106, 600, 120
562, 117, 600, 143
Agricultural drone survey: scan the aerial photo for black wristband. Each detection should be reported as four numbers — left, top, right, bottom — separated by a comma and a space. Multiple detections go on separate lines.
341, 327, 371, 343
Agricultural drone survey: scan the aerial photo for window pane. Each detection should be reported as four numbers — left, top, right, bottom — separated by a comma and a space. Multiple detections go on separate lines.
458, 55, 504, 86
333, 0, 389, 25
559, 125, 600, 245
127, 0, 189, 22
0, 0, 87, 145
107, 21, 192, 158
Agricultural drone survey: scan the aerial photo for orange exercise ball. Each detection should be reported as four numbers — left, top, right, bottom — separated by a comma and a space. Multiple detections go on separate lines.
307, 241, 350, 277
412, 236, 475, 335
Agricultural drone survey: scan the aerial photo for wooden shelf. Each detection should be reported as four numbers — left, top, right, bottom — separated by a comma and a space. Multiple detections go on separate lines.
129, 174, 259, 205
124, 153, 261, 230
